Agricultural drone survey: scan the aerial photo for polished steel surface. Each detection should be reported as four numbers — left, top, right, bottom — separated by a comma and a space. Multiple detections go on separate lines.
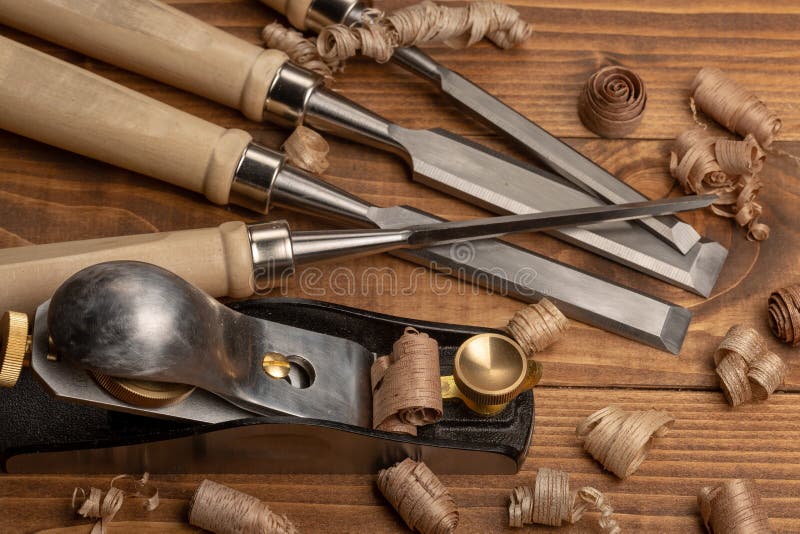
230, 143, 287, 213
247, 220, 296, 289
306, 0, 361, 31
264, 62, 325, 126
401, 195, 716, 247
323, 0, 702, 254
375, 205, 691, 353
287, 194, 716, 266
390, 46, 701, 253
267, 166, 693, 351
31, 302, 255, 424
288, 79, 727, 296
270, 163, 376, 226
43, 262, 375, 427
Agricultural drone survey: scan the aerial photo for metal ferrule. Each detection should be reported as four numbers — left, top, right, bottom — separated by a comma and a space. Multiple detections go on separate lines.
263, 59, 404, 154
306, 0, 364, 30
263, 63, 325, 126
246, 220, 296, 289
230, 143, 287, 213
290, 228, 411, 265
270, 164, 376, 227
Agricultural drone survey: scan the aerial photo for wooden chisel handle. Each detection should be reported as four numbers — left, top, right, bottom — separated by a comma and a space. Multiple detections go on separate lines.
261, 0, 316, 30
0, 0, 290, 122
0, 222, 256, 319
0, 35, 255, 206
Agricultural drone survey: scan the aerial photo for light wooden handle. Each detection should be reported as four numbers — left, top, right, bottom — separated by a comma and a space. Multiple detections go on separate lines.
0, 0, 289, 122
0, 223, 255, 318
260, 0, 315, 30
0, 36, 252, 206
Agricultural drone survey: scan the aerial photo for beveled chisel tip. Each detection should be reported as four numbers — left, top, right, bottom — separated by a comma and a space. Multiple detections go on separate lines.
686, 239, 729, 298
659, 305, 693, 355
661, 218, 703, 255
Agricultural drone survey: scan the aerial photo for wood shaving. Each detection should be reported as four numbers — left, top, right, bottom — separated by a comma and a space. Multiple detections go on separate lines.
691, 67, 781, 148
377, 458, 458, 534
71, 473, 159, 534
576, 406, 674, 479
669, 127, 769, 240
578, 65, 647, 138
768, 284, 800, 346
372, 327, 443, 435
188, 479, 297, 534
505, 298, 569, 355
713, 325, 787, 407
698, 479, 771, 533
282, 125, 330, 174
508, 467, 620, 533
261, 22, 342, 81
313, 0, 532, 64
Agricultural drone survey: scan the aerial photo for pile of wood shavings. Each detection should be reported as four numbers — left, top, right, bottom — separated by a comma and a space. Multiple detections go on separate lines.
669, 127, 769, 240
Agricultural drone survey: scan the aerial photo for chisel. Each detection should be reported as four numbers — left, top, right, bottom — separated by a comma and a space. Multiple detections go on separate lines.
0, 35, 696, 352
0, 0, 728, 296
0, 192, 711, 344
259, 0, 700, 253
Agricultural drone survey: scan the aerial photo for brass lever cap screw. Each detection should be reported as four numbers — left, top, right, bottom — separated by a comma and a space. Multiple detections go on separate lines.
453, 333, 533, 407
1, 311, 29, 387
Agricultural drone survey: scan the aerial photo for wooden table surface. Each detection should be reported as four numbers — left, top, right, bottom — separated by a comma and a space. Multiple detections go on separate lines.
2, 0, 800, 532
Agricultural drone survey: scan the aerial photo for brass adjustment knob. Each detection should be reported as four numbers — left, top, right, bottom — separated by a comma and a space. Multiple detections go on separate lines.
1, 311, 30, 387
442, 333, 542, 415
92, 372, 195, 408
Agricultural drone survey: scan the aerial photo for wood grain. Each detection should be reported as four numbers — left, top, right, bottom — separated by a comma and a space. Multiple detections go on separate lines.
3, 389, 800, 533
1, 0, 799, 532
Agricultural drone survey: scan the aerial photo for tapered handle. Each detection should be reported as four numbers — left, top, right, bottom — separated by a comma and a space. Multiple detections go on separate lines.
0, 0, 289, 122
0, 223, 255, 318
0, 36, 253, 206
261, 0, 315, 29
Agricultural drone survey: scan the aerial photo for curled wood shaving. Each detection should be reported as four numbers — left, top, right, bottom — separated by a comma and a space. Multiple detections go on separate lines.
256, 21, 334, 176
188, 479, 298, 534
372, 327, 443, 435
505, 298, 569, 355
669, 127, 769, 240
691, 67, 782, 148
377, 458, 459, 534
508, 467, 620, 533
713, 325, 787, 407
71, 473, 159, 534
315, 0, 532, 64
261, 22, 343, 81
768, 284, 800, 346
282, 125, 331, 174
578, 65, 647, 138
576, 406, 674, 479
698, 479, 771, 534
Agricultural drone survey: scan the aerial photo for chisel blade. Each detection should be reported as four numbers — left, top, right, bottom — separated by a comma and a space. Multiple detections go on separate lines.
383, 125, 727, 297
404, 195, 717, 247
364, 205, 691, 354
391, 47, 701, 254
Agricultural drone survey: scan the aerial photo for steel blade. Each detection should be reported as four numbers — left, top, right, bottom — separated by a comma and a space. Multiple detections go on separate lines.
387, 126, 727, 297
406, 195, 716, 247
391, 46, 700, 254
363, 205, 690, 354
301, 83, 726, 296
